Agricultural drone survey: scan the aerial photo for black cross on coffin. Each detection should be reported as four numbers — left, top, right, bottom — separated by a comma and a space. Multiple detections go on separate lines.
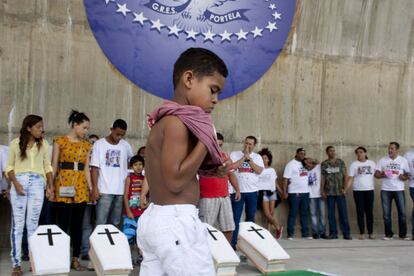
248, 226, 265, 239
207, 228, 218, 241
37, 228, 62, 246
98, 228, 120, 245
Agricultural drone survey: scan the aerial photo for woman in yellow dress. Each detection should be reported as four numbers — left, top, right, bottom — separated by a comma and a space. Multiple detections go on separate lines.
52, 110, 92, 271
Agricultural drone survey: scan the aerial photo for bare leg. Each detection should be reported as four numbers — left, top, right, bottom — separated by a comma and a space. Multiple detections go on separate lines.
223, 231, 233, 244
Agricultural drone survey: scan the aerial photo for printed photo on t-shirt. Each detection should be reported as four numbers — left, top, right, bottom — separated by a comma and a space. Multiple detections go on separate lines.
326, 167, 340, 174
238, 161, 254, 173
308, 171, 317, 185
357, 166, 373, 175
299, 167, 308, 177
105, 149, 121, 167
384, 163, 401, 179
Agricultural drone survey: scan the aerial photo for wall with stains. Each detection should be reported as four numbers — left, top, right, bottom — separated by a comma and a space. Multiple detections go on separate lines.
0, 0, 413, 244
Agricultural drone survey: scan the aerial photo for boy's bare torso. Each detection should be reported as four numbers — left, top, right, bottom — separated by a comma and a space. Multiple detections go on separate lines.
145, 116, 200, 206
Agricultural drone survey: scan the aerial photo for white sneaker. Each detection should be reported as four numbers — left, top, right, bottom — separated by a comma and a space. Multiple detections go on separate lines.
382, 236, 393, 240
304, 236, 313, 240
287, 237, 294, 241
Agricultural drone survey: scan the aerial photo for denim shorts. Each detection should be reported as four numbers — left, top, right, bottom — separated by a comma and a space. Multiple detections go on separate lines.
263, 190, 277, 202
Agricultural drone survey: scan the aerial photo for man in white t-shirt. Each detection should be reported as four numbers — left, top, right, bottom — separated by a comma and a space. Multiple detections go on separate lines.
375, 142, 409, 240
404, 148, 414, 240
91, 119, 133, 227
283, 148, 311, 239
304, 158, 327, 239
230, 136, 264, 248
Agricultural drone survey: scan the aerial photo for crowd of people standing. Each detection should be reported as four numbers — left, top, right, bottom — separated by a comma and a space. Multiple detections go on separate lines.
2, 112, 414, 276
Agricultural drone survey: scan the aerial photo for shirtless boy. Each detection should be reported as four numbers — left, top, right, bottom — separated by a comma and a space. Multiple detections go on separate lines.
136, 48, 228, 276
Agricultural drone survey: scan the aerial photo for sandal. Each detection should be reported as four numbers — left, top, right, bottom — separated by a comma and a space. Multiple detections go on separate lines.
276, 226, 283, 239
71, 257, 86, 271
11, 266, 23, 276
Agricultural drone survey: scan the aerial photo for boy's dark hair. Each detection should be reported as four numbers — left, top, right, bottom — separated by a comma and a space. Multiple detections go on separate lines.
137, 146, 146, 156
68, 110, 89, 127
89, 134, 99, 140
326, 146, 334, 153
112, 119, 127, 130
258, 148, 273, 166
130, 154, 145, 167
217, 132, 224, 141
389, 142, 400, 150
245, 135, 257, 145
173, 48, 228, 89
296, 147, 305, 154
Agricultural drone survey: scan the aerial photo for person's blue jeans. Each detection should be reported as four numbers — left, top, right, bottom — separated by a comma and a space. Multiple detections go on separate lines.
287, 193, 310, 237
230, 192, 258, 248
80, 204, 95, 256
95, 194, 123, 227
309, 197, 326, 235
327, 195, 351, 237
410, 188, 414, 236
10, 173, 45, 267
381, 190, 406, 238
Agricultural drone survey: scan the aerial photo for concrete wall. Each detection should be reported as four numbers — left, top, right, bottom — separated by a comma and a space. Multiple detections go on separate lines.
1, 0, 414, 244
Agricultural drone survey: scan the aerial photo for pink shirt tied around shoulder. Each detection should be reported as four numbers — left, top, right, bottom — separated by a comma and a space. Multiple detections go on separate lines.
147, 101, 223, 176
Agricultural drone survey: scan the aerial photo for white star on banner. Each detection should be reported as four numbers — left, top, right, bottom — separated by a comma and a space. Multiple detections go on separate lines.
235, 29, 248, 41
220, 30, 232, 42
150, 19, 164, 32
186, 29, 198, 40
269, 3, 276, 10
168, 24, 181, 37
265, 21, 278, 32
132, 12, 147, 25
104, 0, 115, 5
203, 30, 216, 42
251, 26, 263, 38
272, 11, 282, 20
116, 3, 130, 17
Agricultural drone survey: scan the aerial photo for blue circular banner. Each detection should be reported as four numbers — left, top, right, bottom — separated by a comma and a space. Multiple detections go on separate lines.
84, 0, 296, 99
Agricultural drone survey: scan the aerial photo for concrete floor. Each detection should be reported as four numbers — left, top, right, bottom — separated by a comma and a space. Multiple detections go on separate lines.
1, 237, 414, 275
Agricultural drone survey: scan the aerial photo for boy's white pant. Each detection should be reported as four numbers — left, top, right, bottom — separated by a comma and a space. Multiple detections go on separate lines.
137, 203, 215, 276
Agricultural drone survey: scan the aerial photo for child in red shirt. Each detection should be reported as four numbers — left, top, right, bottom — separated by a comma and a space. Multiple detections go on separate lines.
123, 155, 148, 263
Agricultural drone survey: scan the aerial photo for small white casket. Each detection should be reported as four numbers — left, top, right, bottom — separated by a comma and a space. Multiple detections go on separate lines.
204, 223, 240, 276
28, 225, 70, 276
238, 222, 290, 273
89, 224, 133, 276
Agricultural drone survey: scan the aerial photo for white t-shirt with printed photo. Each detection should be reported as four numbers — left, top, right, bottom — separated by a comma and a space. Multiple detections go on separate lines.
308, 164, 321, 198
403, 150, 414, 188
90, 138, 133, 195
230, 151, 264, 193
258, 167, 277, 192
0, 145, 9, 190
348, 160, 376, 191
375, 155, 409, 191
283, 159, 309, 194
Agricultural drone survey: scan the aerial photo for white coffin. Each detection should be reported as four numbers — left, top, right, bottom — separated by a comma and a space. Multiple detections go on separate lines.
204, 223, 240, 276
237, 222, 290, 274
28, 225, 70, 276
89, 224, 133, 276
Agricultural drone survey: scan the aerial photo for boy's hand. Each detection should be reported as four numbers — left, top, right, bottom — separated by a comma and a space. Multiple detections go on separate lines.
91, 187, 100, 202
126, 209, 135, 219
140, 196, 148, 209
234, 191, 241, 201
216, 163, 230, 178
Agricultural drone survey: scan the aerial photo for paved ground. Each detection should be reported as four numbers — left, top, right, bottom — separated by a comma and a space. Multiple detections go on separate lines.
1, 237, 414, 275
